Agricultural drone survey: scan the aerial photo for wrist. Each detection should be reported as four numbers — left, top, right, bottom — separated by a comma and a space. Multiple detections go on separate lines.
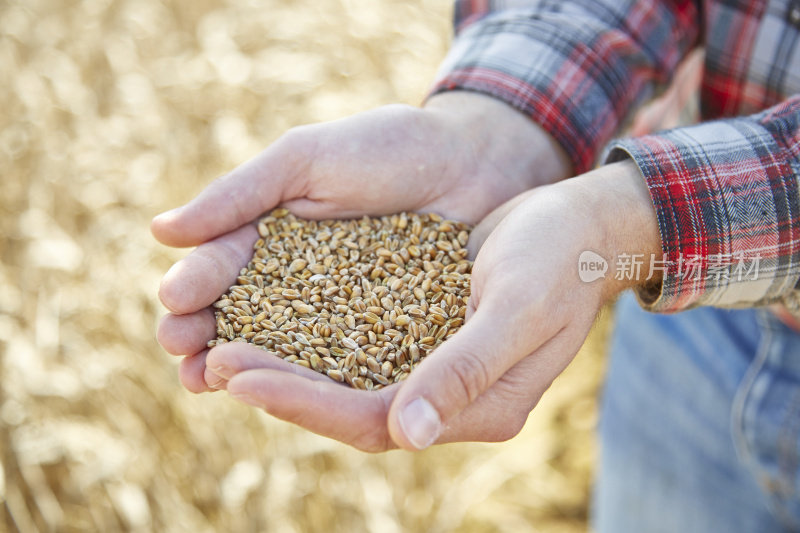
423, 91, 573, 188
566, 160, 663, 299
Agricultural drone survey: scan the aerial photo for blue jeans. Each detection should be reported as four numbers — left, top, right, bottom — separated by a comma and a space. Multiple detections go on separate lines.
593, 293, 800, 532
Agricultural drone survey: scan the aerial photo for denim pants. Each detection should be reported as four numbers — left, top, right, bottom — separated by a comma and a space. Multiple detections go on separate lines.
593, 292, 800, 532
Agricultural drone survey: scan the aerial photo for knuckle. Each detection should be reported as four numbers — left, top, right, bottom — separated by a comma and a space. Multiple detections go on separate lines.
208, 174, 255, 228
195, 242, 226, 276
448, 349, 492, 406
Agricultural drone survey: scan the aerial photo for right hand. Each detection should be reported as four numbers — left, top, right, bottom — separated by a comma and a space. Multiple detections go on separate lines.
151, 91, 572, 393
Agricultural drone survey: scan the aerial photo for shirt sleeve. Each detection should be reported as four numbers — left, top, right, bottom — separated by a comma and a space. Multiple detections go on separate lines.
606, 95, 800, 313
430, 0, 701, 173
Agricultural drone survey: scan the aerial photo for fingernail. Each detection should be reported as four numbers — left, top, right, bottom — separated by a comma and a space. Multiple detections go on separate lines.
208, 365, 232, 380
230, 392, 260, 407
207, 375, 226, 389
398, 398, 441, 450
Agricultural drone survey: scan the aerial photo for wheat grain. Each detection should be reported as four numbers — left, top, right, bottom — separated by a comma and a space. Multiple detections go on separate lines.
209, 209, 472, 389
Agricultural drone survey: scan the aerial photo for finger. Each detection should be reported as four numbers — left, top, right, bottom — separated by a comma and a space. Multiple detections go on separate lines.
179, 350, 214, 393
226, 369, 397, 452
151, 134, 310, 247
158, 224, 258, 314
204, 342, 332, 385
386, 303, 556, 450
157, 309, 216, 356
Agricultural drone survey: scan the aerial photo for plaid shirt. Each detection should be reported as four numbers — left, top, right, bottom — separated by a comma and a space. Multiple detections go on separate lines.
432, 0, 800, 315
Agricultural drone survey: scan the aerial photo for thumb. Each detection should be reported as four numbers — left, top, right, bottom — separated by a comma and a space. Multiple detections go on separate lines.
151, 131, 311, 248
387, 303, 549, 450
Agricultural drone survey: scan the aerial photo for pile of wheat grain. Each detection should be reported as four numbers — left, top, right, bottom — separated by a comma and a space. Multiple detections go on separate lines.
210, 209, 472, 389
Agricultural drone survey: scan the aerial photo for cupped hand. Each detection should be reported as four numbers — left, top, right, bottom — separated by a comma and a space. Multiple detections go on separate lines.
152, 91, 571, 393
199, 161, 662, 451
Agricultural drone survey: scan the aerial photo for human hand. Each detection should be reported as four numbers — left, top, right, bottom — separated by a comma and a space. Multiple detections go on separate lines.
152, 92, 572, 393
200, 160, 662, 451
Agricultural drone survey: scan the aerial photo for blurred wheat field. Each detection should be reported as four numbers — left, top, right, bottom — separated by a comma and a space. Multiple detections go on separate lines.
0, 0, 609, 531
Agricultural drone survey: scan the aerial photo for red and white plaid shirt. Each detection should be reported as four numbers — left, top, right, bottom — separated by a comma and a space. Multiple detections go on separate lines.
432, 0, 800, 316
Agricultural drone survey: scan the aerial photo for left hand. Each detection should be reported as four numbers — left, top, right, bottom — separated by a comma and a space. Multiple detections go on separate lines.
152, 92, 572, 394
204, 160, 662, 451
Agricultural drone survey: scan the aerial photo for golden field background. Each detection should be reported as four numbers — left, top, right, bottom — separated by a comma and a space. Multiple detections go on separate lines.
0, 0, 611, 531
